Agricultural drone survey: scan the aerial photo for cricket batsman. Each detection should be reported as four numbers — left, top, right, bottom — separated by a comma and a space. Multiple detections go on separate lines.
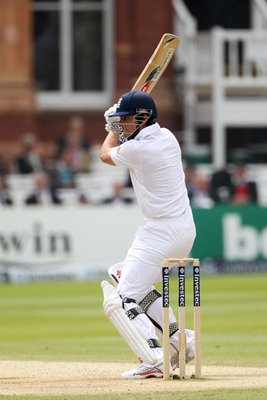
100, 91, 196, 379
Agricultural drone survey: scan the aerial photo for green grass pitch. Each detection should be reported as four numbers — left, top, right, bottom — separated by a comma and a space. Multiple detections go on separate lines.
0, 273, 266, 400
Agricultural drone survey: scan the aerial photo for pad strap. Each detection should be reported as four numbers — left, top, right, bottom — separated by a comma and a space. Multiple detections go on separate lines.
139, 289, 161, 312
122, 297, 136, 308
169, 322, 179, 337
147, 338, 161, 349
126, 306, 144, 320
139, 290, 179, 337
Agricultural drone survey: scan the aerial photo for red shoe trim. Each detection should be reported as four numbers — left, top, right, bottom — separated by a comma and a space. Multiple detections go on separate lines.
136, 368, 163, 377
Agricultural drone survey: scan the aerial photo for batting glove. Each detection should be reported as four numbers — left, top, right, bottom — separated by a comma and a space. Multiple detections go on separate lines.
104, 104, 119, 132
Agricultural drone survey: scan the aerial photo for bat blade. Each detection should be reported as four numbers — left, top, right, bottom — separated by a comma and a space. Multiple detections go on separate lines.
132, 33, 180, 94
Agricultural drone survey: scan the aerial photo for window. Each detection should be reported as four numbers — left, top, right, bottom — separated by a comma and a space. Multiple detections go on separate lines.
32, 0, 114, 109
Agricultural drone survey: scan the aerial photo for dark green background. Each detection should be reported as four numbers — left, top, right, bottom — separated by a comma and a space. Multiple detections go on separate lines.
192, 205, 267, 260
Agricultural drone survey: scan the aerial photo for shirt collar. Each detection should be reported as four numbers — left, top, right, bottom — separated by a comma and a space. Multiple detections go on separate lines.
135, 122, 160, 140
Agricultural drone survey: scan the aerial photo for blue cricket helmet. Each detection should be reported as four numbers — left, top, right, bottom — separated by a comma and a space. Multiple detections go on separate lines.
111, 91, 158, 119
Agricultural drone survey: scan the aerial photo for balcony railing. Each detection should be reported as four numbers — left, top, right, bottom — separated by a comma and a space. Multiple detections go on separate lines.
182, 29, 267, 92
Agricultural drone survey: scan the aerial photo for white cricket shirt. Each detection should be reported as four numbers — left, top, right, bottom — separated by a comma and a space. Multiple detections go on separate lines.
110, 123, 193, 223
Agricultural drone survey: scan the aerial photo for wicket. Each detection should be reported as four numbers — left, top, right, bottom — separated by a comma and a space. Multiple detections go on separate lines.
162, 257, 201, 380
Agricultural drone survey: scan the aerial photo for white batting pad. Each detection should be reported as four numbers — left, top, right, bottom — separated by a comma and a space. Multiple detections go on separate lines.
108, 263, 123, 285
101, 280, 157, 365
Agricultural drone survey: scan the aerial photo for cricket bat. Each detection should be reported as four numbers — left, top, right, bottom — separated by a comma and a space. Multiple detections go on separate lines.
132, 33, 180, 94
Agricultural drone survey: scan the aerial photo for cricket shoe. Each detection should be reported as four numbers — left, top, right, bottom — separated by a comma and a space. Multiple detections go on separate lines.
122, 362, 173, 379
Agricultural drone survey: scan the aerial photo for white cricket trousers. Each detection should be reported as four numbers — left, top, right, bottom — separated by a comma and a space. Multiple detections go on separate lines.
117, 217, 196, 302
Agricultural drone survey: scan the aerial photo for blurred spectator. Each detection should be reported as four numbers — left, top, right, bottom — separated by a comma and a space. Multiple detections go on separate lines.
0, 175, 13, 206
190, 173, 214, 208
0, 154, 9, 175
78, 193, 90, 204
184, 163, 197, 201
25, 172, 61, 206
49, 147, 76, 189
209, 168, 234, 204
13, 133, 46, 174
101, 181, 134, 205
55, 116, 92, 173
232, 163, 258, 204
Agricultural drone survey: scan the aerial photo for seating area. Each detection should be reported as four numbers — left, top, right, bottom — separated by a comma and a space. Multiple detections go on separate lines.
196, 163, 267, 206
3, 145, 132, 206
2, 143, 267, 207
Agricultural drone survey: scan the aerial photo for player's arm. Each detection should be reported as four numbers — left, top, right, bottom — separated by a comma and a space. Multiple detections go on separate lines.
100, 131, 117, 165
